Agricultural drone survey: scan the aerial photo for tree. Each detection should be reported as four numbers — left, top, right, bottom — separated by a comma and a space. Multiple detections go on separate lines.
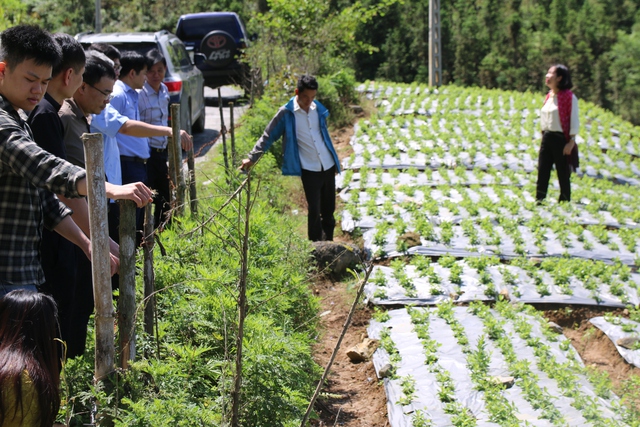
245, 0, 396, 79
0, 0, 27, 30
607, 29, 640, 124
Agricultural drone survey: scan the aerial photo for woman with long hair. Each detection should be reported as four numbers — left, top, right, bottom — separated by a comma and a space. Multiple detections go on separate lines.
536, 64, 580, 202
0, 290, 61, 427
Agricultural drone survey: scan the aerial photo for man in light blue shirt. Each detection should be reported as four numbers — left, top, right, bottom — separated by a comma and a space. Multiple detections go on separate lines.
110, 51, 148, 233
111, 51, 148, 186
139, 49, 172, 229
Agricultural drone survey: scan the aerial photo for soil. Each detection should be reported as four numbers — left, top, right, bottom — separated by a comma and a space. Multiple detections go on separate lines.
304, 114, 640, 427
306, 117, 390, 427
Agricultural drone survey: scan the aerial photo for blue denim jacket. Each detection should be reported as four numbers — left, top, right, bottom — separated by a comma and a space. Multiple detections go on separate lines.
248, 97, 341, 176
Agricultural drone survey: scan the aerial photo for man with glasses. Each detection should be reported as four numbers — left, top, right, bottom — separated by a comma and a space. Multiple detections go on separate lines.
56, 51, 121, 357
61, 45, 192, 242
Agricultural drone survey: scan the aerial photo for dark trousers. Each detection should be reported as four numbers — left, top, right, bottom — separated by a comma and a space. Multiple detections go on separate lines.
536, 131, 571, 202
120, 157, 148, 240
108, 202, 121, 291
38, 229, 89, 359
69, 247, 94, 358
147, 149, 171, 229
300, 166, 336, 241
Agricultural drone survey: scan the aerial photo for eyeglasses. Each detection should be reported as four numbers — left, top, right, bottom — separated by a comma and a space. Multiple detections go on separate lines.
86, 83, 114, 101
114, 64, 122, 73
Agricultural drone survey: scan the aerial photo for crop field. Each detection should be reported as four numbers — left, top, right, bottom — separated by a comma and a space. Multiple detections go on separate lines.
342, 83, 640, 426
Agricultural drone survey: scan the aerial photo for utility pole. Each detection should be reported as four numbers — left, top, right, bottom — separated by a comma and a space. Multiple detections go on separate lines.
429, 0, 442, 87
95, 0, 101, 32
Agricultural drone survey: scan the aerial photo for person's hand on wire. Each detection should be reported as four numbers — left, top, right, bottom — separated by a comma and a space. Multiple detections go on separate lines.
239, 158, 254, 171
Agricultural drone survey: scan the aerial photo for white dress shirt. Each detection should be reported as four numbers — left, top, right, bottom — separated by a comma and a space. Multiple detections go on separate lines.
293, 98, 335, 172
540, 92, 580, 135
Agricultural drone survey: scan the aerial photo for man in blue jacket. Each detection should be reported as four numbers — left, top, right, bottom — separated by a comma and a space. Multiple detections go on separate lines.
240, 75, 340, 241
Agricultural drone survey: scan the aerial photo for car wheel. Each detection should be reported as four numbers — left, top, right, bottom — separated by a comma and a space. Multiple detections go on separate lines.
193, 110, 206, 134
200, 30, 237, 68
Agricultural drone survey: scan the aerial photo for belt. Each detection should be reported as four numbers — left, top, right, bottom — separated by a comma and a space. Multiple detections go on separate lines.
120, 155, 147, 164
151, 147, 167, 153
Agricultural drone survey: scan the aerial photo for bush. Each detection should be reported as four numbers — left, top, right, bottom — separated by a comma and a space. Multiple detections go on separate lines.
317, 70, 359, 129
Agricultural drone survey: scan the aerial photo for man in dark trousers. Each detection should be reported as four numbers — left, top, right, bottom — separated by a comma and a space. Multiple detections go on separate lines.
240, 75, 340, 241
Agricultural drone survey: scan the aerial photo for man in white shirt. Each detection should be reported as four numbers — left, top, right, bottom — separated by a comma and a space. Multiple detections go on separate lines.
240, 75, 341, 241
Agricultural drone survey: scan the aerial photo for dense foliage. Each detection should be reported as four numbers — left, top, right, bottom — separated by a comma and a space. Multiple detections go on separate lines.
8, 0, 640, 122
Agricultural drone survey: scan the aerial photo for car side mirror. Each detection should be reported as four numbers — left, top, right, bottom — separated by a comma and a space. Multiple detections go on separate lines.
194, 53, 206, 66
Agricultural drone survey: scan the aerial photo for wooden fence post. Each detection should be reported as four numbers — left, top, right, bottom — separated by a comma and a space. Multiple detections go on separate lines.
143, 203, 156, 338
187, 143, 197, 215
218, 88, 229, 174
170, 104, 185, 215
167, 133, 178, 217
81, 133, 115, 423
230, 101, 236, 167
118, 200, 137, 368
231, 172, 251, 427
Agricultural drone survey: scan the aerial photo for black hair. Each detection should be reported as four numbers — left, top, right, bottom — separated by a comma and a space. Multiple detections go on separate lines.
553, 64, 573, 91
52, 33, 86, 77
0, 25, 61, 71
145, 48, 167, 69
119, 51, 147, 77
87, 43, 121, 61
0, 290, 60, 427
82, 51, 116, 86
297, 74, 318, 93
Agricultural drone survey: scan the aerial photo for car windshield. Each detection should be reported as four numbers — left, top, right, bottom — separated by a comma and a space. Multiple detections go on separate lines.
177, 16, 240, 39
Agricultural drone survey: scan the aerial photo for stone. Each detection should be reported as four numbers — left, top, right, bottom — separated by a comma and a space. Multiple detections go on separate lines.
490, 376, 515, 389
396, 231, 422, 249
346, 338, 379, 363
350, 105, 364, 114
311, 241, 364, 277
548, 321, 563, 334
616, 336, 640, 349
378, 363, 393, 379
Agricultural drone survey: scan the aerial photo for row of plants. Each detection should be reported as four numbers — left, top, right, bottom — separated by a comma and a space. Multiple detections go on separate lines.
357, 83, 640, 159
367, 255, 640, 307
473, 300, 634, 425
340, 168, 640, 227
347, 85, 640, 187
371, 301, 635, 426
361, 216, 640, 265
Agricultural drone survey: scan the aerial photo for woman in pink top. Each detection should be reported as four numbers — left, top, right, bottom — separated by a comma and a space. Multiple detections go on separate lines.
0, 290, 60, 427
536, 64, 580, 202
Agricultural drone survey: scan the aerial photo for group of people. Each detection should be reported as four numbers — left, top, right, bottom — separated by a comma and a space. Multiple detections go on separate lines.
0, 24, 193, 426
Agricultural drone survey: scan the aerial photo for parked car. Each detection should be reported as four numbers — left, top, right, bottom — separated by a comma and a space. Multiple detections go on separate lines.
175, 12, 251, 91
75, 30, 206, 133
